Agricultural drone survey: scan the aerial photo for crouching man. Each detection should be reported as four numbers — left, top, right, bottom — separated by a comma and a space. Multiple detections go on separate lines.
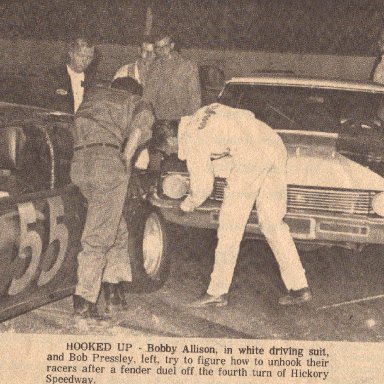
70, 77, 154, 319
176, 103, 312, 307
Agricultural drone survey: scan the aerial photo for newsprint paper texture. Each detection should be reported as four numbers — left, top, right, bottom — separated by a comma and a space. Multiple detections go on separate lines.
1, 111, 384, 384
0, 333, 383, 383
1, 2, 384, 383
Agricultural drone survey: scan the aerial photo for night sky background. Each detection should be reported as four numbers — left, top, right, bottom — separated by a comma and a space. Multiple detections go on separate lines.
0, 1, 384, 55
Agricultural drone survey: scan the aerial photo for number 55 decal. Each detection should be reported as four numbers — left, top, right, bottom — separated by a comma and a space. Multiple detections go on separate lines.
38, 196, 69, 286
8, 196, 69, 295
8, 202, 43, 295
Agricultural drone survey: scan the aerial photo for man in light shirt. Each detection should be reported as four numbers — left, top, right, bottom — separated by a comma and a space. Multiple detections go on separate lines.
144, 33, 201, 121
175, 103, 312, 307
113, 41, 155, 86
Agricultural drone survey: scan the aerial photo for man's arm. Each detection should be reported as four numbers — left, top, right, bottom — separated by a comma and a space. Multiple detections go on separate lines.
123, 109, 154, 164
180, 139, 214, 212
142, 66, 158, 104
184, 62, 202, 115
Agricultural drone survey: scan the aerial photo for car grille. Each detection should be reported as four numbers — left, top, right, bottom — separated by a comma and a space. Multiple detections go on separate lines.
210, 178, 376, 216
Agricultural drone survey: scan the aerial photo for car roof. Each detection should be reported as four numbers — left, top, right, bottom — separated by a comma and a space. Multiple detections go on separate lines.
226, 75, 384, 93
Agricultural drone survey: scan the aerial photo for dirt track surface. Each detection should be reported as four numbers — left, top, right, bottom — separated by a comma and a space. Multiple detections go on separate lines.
1, 229, 384, 341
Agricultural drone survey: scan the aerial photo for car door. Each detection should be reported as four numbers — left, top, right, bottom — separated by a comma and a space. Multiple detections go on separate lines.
0, 186, 85, 321
0, 107, 85, 321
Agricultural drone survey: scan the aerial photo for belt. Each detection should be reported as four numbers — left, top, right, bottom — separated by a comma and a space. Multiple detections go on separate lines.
74, 143, 120, 151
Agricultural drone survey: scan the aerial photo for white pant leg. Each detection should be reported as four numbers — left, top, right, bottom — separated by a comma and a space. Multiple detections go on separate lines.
103, 215, 132, 283
256, 147, 308, 291
207, 163, 269, 297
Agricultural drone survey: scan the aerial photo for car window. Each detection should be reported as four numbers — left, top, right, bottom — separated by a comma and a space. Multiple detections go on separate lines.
219, 84, 384, 133
218, 85, 242, 108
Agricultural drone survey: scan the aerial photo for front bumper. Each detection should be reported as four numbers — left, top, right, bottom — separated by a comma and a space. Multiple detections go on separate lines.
149, 192, 384, 245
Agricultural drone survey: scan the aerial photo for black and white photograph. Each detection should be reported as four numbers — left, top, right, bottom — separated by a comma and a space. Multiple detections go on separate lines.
0, 1, 383, 383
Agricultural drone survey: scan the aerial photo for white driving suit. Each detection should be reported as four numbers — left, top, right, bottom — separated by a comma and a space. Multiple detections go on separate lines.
178, 103, 308, 296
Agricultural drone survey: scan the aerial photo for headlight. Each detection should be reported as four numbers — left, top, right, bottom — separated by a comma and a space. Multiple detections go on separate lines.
162, 174, 189, 199
372, 192, 384, 216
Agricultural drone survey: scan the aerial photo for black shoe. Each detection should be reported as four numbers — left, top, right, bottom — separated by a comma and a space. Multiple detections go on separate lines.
103, 283, 120, 314
116, 283, 129, 310
103, 283, 128, 313
188, 293, 228, 308
279, 287, 313, 306
73, 295, 105, 320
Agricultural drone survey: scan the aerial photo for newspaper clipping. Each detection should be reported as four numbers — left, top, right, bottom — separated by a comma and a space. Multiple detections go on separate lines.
0, 1, 384, 384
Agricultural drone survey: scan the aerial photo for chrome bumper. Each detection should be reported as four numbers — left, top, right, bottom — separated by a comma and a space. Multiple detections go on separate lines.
149, 192, 384, 245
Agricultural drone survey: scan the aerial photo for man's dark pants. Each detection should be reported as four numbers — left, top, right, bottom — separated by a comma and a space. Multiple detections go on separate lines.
71, 147, 131, 303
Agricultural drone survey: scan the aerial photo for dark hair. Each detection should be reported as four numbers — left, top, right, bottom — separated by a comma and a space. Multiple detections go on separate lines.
152, 30, 173, 44
149, 120, 177, 152
111, 77, 143, 96
68, 37, 94, 53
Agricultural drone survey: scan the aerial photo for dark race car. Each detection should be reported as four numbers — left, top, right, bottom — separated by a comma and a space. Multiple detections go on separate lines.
0, 103, 84, 321
0, 102, 166, 322
0, 63, 227, 322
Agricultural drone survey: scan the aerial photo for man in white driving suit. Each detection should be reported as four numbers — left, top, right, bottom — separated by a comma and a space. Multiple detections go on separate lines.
178, 103, 312, 307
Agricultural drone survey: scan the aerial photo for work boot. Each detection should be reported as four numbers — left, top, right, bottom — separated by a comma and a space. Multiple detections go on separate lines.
116, 283, 129, 310
188, 293, 228, 308
103, 283, 120, 314
73, 295, 106, 320
278, 287, 313, 306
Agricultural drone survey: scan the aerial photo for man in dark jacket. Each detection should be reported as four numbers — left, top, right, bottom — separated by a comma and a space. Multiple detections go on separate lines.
70, 77, 154, 319
48, 37, 97, 113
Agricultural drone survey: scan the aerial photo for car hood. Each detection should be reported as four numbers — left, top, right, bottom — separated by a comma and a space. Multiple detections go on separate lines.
286, 151, 384, 190
0, 101, 72, 126
212, 130, 384, 191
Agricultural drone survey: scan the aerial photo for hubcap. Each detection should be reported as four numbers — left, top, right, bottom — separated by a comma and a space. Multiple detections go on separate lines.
142, 212, 164, 277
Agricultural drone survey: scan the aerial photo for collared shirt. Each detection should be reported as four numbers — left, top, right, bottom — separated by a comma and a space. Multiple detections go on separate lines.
67, 65, 85, 112
113, 62, 140, 82
113, 60, 152, 86
143, 52, 201, 120
73, 86, 153, 149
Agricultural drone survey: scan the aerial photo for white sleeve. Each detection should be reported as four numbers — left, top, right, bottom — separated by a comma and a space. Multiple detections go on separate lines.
178, 115, 191, 161
185, 135, 214, 208
134, 148, 150, 169
113, 64, 129, 81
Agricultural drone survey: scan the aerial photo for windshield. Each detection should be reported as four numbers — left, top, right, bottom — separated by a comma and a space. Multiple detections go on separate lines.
219, 83, 384, 132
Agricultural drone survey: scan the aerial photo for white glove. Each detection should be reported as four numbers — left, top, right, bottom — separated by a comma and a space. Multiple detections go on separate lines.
180, 196, 196, 212
134, 148, 150, 169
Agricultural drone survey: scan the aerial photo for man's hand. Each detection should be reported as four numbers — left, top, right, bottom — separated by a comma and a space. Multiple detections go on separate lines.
180, 196, 196, 213
123, 127, 142, 168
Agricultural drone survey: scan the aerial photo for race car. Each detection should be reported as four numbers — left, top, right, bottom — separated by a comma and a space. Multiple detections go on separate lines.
0, 103, 82, 321
0, 63, 227, 322
130, 75, 384, 270
0, 102, 163, 322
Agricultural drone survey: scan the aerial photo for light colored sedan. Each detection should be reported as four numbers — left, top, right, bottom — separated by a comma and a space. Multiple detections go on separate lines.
129, 76, 384, 278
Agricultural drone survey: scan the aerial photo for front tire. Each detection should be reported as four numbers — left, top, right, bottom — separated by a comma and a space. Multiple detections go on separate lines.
123, 200, 171, 293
